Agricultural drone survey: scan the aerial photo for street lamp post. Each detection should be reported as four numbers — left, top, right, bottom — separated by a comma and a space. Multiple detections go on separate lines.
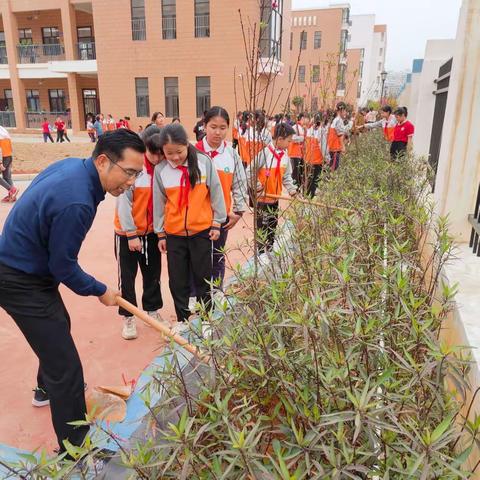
380, 70, 388, 105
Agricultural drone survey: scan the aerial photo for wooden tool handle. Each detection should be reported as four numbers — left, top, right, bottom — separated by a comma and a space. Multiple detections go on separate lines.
116, 297, 208, 362
265, 193, 352, 213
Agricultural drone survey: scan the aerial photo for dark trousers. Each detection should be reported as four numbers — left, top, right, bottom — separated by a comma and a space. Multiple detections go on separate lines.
257, 202, 279, 254
166, 233, 213, 321
306, 164, 322, 197
43, 132, 54, 143
88, 132, 96, 142
115, 233, 162, 317
291, 157, 305, 187
212, 223, 228, 288
63, 131, 71, 142
0, 156, 13, 192
56, 130, 64, 143
0, 262, 89, 452
329, 151, 341, 171
232, 138, 238, 150
390, 141, 407, 160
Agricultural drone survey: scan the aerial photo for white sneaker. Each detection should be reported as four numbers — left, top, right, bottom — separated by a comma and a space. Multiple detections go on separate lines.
122, 316, 138, 340
188, 296, 197, 312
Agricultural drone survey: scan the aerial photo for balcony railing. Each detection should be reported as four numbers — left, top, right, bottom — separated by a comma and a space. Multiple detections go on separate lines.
131, 18, 146, 41
25, 111, 71, 129
0, 46, 7, 64
0, 111, 16, 128
17, 44, 65, 63
468, 182, 480, 256
162, 16, 176, 39
194, 14, 210, 37
77, 41, 96, 60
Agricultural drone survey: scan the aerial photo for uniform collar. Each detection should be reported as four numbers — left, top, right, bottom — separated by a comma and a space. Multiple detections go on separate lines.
268, 142, 284, 154
84, 157, 105, 205
203, 137, 226, 154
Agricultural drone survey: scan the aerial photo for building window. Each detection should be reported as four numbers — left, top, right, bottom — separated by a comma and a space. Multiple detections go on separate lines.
196, 76, 210, 117
259, 0, 283, 61
381, 32, 385, 42
360, 48, 365, 60
0, 32, 7, 64
311, 96, 318, 113
357, 81, 362, 99
49, 89, 66, 112
4, 89, 13, 110
135, 78, 150, 117
312, 65, 320, 83
194, 0, 209, 38
77, 26, 95, 60
18, 28, 33, 45
359, 61, 363, 78
26, 89, 40, 112
131, 0, 146, 41
378, 62, 382, 71
340, 29, 348, 55
290, 31, 293, 50
300, 31, 307, 50
164, 77, 179, 117
342, 8, 350, 24
337, 64, 346, 90
314, 31, 321, 49
162, 0, 177, 40
379, 47, 383, 56
42, 27, 62, 57
288, 65, 292, 83
298, 65, 305, 83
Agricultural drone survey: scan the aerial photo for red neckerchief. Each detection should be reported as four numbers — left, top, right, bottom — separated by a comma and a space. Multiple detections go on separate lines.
267, 145, 284, 192
144, 155, 154, 228
177, 165, 190, 207
195, 139, 224, 159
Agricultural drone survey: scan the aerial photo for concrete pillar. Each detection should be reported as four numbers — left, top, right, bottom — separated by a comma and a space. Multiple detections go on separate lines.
67, 73, 83, 134
434, 0, 480, 243
2, 0, 27, 130
61, 1, 77, 61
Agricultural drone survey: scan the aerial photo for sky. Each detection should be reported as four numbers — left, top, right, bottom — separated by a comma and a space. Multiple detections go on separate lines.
292, 0, 462, 71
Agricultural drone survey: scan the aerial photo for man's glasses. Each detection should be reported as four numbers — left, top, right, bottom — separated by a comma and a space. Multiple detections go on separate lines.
105, 154, 143, 179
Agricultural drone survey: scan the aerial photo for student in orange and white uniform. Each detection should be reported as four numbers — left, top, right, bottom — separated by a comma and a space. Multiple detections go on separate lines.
237, 111, 251, 166
247, 122, 297, 254
153, 124, 226, 327
327, 102, 349, 171
0, 126, 18, 202
114, 126, 165, 340
363, 105, 397, 141
288, 113, 308, 187
304, 114, 324, 197
232, 111, 242, 151
195, 106, 247, 288
241, 111, 272, 168
106, 114, 116, 131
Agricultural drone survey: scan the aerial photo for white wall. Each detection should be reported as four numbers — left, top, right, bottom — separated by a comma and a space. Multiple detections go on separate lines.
349, 14, 376, 106
411, 39, 455, 158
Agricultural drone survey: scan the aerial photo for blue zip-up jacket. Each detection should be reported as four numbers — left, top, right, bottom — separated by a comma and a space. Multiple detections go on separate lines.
0, 157, 107, 296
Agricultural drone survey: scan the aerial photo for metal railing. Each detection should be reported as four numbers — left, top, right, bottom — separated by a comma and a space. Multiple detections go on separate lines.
194, 14, 210, 37
131, 18, 146, 41
162, 16, 176, 39
25, 112, 71, 129
0, 111, 16, 128
0, 47, 7, 64
17, 43, 65, 63
469, 182, 480, 256
77, 42, 96, 60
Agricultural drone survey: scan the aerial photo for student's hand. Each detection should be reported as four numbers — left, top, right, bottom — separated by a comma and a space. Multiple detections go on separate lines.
98, 287, 120, 307
209, 229, 221, 241
158, 239, 167, 254
224, 212, 242, 231
128, 237, 142, 252
289, 190, 298, 198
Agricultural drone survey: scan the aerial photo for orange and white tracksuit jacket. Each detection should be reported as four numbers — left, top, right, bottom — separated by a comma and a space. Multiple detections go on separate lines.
0, 127, 13, 159
239, 126, 272, 166
305, 127, 324, 165
153, 151, 227, 237
365, 115, 397, 142
196, 138, 248, 215
327, 116, 348, 153
114, 157, 155, 238
287, 123, 305, 159
246, 142, 297, 204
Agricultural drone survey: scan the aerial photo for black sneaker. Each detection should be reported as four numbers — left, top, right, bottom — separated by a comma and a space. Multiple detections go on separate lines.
32, 383, 88, 408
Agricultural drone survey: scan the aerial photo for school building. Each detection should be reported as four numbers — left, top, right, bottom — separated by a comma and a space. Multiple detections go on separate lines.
0, 0, 384, 135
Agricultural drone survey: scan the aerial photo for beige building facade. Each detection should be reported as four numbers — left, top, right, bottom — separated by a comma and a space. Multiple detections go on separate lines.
0, 0, 292, 135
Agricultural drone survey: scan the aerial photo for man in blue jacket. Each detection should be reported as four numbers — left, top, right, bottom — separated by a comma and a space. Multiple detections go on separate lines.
0, 129, 146, 453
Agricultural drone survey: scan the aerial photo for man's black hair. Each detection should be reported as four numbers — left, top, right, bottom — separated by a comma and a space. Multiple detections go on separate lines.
92, 129, 146, 162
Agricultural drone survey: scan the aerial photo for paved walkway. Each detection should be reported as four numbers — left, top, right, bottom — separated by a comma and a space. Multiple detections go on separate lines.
0, 182, 253, 452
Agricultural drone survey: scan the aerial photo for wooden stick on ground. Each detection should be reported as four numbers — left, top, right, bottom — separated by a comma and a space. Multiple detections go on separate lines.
116, 297, 209, 363
265, 193, 352, 213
